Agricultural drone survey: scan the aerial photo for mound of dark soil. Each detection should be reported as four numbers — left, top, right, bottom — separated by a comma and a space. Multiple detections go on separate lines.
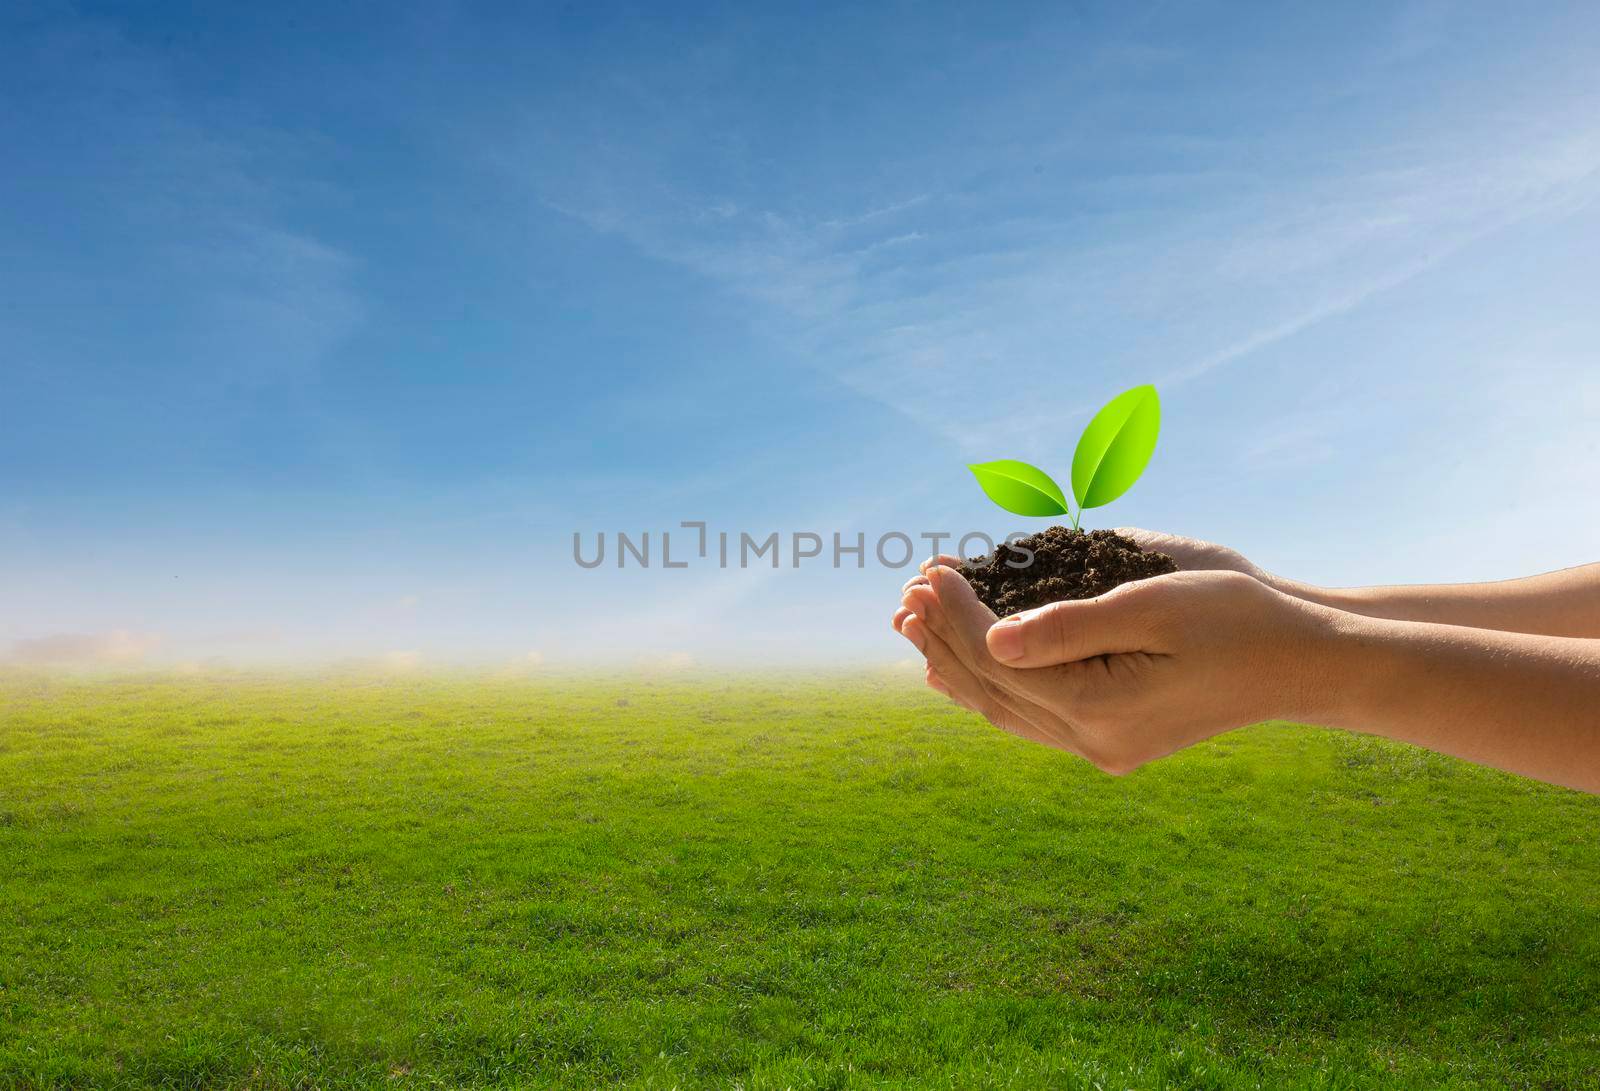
962, 527, 1178, 618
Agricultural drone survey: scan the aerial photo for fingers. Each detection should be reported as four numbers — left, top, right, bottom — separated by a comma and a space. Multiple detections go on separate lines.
925, 665, 977, 712
892, 570, 935, 631
903, 615, 1073, 750
905, 563, 1105, 716
891, 605, 913, 634
908, 565, 1050, 689
920, 565, 1000, 664
985, 583, 1161, 667
1114, 527, 1197, 554
894, 604, 957, 703
894, 576, 1090, 757
1111, 527, 1164, 555
901, 582, 947, 641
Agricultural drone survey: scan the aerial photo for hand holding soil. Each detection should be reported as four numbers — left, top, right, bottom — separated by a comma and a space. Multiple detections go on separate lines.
897, 563, 1333, 773
893, 531, 1600, 794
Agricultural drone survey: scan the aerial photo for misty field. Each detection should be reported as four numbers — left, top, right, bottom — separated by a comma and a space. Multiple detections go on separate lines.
2, 673, 1598, 1090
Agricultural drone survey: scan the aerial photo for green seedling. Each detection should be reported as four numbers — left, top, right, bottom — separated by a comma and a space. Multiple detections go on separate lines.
969, 384, 1160, 529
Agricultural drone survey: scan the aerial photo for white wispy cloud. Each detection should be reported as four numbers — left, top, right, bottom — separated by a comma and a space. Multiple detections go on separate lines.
517, 98, 1600, 460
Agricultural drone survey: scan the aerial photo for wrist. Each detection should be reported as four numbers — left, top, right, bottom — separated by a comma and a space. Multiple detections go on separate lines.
1261, 571, 1341, 609
1267, 594, 1391, 727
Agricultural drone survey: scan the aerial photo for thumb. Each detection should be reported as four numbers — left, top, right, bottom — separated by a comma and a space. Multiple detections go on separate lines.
986, 590, 1156, 667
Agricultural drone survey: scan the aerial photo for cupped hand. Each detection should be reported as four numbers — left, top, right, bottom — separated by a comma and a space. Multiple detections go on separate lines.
891, 565, 1340, 774
1112, 527, 1270, 582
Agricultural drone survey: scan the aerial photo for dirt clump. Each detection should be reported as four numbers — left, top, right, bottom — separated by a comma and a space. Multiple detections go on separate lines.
961, 526, 1178, 618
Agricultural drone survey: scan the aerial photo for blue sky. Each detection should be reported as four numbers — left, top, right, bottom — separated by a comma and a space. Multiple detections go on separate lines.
3, 1, 1598, 668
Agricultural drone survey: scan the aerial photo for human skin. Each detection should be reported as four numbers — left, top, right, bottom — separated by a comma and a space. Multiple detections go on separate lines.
1113, 527, 1600, 638
890, 544, 1600, 794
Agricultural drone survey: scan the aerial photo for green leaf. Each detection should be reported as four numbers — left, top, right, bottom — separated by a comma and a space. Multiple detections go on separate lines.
967, 460, 1071, 517
1070, 385, 1161, 510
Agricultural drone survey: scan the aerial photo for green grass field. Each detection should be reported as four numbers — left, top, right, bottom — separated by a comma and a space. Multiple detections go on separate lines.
2, 672, 1597, 1089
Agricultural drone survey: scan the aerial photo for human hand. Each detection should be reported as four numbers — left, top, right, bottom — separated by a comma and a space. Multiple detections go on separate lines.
1112, 527, 1271, 582
891, 565, 1341, 774
1119, 530, 1600, 642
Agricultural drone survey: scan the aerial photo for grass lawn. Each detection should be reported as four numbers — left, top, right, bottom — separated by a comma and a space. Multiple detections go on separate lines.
1, 671, 1597, 1089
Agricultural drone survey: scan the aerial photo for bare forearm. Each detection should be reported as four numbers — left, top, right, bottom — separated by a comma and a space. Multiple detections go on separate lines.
1269, 563, 1600, 638
1312, 614, 1600, 793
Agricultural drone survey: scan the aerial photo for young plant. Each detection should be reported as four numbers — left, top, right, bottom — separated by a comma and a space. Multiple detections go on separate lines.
968, 384, 1160, 530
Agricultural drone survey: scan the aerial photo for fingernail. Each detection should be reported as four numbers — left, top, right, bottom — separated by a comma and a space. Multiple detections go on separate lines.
988, 618, 1024, 662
